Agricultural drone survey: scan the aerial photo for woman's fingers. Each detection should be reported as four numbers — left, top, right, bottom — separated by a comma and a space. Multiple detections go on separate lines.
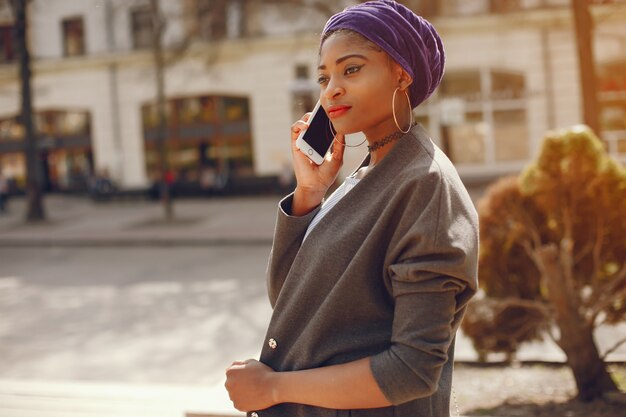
331, 133, 346, 163
291, 113, 312, 142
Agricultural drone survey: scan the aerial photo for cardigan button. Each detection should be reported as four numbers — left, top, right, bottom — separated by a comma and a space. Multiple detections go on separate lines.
268, 338, 277, 349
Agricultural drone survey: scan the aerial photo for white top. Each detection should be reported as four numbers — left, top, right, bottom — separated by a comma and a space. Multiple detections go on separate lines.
303, 176, 361, 241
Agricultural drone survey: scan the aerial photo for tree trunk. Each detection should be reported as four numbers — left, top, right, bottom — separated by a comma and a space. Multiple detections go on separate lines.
12, 0, 45, 221
537, 244, 617, 401
150, 0, 173, 221
571, 0, 600, 134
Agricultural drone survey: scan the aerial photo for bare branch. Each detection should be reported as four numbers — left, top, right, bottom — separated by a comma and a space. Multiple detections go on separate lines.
522, 240, 547, 279
591, 198, 607, 286
514, 201, 542, 249
500, 297, 552, 317
589, 263, 626, 325
574, 242, 593, 265
163, 34, 193, 67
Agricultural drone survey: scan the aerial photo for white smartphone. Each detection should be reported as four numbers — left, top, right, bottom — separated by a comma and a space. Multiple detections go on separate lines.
295, 101, 335, 165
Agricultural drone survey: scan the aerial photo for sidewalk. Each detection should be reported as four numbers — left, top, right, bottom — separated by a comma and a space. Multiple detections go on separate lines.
0, 195, 279, 417
0, 195, 280, 247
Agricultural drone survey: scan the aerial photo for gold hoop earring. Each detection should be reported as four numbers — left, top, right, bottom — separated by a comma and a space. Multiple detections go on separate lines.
329, 119, 367, 148
392, 88, 413, 134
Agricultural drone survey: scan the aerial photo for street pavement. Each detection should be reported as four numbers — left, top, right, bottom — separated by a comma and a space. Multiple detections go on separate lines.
0, 195, 279, 247
0, 195, 279, 417
0, 194, 625, 417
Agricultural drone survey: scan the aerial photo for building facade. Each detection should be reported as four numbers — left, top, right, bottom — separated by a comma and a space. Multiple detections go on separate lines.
0, 0, 624, 195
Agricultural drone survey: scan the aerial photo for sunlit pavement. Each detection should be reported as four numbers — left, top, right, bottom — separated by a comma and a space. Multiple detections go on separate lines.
0, 195, 624, 417
0, 379, 236, 417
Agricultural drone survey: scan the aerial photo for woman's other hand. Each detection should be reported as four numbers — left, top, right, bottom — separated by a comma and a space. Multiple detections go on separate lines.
290, 113, 345, 216
225, 359, 278, 412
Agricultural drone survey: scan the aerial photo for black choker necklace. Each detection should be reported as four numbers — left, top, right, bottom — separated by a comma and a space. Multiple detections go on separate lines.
367, 125, 413, 152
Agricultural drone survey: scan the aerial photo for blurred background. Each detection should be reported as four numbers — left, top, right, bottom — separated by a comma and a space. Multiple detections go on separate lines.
0, 1, 625, 416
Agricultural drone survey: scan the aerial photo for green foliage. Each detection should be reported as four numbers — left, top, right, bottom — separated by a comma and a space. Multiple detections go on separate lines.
463, 125, 626, 357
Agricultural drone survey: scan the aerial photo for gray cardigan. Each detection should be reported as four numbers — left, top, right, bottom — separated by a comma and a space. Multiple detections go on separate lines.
255, 125, 478, 417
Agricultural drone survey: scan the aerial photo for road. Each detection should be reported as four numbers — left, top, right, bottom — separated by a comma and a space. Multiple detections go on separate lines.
1, 244, 625, 417
0, 245, 273, 386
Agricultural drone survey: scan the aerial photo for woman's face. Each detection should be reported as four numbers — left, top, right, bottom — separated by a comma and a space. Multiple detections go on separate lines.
317, 32, 405, 136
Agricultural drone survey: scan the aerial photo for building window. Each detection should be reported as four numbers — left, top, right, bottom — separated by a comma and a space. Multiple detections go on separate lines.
0, 25, 15, 63
439, 0, 489, 16
0, 110, 93, 191
197, 0, 244, 40
436, 0, 569, 16
62, 17, 85, 57
291, 64, 316, 118
141, 95, 254, 193
437, 69, 529, 165
599, 61, 626, 162
131, 7, 153, 50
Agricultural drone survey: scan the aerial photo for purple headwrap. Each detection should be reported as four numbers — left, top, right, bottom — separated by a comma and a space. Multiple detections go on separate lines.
322, 0, 445, 108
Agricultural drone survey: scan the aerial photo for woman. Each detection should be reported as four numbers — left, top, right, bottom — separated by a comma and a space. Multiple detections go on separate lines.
225, 1, 478, 416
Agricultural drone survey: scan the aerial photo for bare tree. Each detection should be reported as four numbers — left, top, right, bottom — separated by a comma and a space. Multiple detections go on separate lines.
148, 0, 174, 221
7, 0, 45, 221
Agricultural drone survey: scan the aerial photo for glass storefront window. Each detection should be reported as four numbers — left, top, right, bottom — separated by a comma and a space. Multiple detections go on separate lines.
0, 109, 93, 192
142, 105, 159, 129
179, 97, 202, 125
223, 97, 249, 122
59, 111, 90, 136
0, 152, 25, 187
0, 117, 23, 140
200, 97, 218, 123
142, 94, 254, 193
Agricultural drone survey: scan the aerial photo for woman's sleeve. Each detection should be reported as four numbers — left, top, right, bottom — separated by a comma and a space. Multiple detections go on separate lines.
266, 193, 321, 307
369, 175, 479, 405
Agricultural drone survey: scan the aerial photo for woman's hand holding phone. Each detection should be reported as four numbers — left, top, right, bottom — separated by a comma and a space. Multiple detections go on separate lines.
290, 112, 345, 216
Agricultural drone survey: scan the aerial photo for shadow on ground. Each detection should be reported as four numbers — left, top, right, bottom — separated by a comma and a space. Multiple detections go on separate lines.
465, 397, 625, 417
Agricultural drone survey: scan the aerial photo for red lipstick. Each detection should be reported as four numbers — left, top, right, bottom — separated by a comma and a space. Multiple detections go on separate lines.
327, 105, 351, 119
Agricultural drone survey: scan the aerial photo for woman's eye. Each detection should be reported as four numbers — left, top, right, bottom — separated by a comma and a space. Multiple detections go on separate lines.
345, 65, 363, 75
317, 75, 328, 85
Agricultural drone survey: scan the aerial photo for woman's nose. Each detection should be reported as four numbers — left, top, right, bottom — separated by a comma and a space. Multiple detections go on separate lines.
323, 79, 344, 100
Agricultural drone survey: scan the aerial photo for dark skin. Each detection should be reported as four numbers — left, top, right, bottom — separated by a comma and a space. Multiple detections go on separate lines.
224, 31, 414, 412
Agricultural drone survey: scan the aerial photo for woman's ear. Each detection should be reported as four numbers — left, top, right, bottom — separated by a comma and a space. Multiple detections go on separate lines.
399, 68, 413, 91
390, 60, 413, 91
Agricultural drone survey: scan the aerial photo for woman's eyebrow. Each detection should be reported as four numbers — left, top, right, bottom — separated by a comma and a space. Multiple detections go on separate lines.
318, 53, 369, 70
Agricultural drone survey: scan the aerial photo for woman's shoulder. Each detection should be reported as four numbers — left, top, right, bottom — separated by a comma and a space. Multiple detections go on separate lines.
394, 126, 464, 189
